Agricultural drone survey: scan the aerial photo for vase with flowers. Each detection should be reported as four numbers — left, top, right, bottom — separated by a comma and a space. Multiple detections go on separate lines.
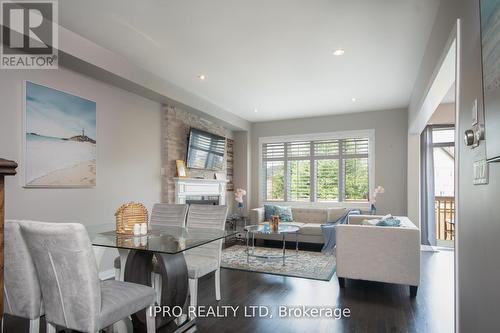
234, 188, 247, 225
370, 186, 385, 215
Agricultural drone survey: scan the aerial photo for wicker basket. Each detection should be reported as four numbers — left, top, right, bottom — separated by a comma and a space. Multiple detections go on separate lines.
115, 202, 149, 235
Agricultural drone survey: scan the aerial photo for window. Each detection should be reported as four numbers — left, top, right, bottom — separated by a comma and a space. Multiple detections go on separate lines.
261, 132, 373, 203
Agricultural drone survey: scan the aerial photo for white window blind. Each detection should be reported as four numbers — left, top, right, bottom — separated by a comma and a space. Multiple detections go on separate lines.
261, 134, 372, 203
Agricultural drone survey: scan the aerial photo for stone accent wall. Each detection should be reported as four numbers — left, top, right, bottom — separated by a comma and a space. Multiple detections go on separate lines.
162, 105, 233, 203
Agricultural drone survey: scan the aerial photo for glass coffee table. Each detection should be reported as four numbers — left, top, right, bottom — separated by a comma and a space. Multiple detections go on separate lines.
244, 223, 300, 265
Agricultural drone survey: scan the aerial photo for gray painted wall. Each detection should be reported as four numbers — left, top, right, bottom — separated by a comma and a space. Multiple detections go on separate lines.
250, 109, 408, 216
233, 131, 251, 216
411, 0, 500, 331
0, 67, 162, 275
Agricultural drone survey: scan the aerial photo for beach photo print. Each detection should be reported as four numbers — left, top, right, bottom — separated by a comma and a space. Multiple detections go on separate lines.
24, 81, 97, 187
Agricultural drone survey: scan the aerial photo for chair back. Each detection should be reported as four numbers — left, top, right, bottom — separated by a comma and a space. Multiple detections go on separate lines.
150, 203, 188, 227
186, 205, 228, 264
20, 221, 101, 332
186, 204, 228, 230
4, 220, 43, 319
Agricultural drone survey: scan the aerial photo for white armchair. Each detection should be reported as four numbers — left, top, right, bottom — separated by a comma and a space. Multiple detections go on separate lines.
335, 215, 420, 296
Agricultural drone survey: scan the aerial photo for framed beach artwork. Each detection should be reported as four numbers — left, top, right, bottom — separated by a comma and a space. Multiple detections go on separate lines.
24, 81, 97, 187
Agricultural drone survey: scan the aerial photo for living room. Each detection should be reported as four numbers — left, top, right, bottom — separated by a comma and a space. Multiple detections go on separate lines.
0, 0, 498, 332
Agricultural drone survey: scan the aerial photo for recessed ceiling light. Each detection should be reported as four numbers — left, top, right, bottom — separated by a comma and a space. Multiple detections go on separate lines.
197, 74, 206, 80
254, 108, 258, 113
351, 97, 357, 102
333, 49, 345, 56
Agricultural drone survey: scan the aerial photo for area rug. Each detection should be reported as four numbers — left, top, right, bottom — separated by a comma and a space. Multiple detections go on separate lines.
221, 245, 336, 281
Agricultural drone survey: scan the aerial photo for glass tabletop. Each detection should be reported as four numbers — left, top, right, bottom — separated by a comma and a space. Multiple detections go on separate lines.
86, 223, 237, 254
244, 223, 300, 234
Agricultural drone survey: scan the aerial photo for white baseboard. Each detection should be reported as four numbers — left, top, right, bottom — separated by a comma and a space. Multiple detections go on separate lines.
99, 269, 115, 280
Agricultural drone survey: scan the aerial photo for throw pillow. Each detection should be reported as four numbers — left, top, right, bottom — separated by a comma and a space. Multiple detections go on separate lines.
263, 204, 294, 222
376, 217, 401, 227
274, 205, 293, 222
264, 204, 276, 221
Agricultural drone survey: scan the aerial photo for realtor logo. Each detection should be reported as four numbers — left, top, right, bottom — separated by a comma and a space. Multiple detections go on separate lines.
1, 0, 58, 69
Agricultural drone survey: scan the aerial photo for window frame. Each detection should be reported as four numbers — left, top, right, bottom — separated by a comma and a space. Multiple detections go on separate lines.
259, 130, 375, 208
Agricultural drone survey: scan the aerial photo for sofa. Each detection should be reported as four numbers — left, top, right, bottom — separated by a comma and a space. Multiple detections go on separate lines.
249, 206, 352, 244
336, 215, 420, 296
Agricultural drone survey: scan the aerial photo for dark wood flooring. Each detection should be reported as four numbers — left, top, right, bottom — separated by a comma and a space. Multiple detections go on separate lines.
4, 250, 454, 333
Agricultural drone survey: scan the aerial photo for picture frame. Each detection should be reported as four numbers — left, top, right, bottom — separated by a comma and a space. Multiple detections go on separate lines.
176, 159, 188, 177
23, 81, 97, 187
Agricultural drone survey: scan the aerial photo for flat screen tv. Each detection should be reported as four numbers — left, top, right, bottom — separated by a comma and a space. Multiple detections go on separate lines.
186, 128, 226, 170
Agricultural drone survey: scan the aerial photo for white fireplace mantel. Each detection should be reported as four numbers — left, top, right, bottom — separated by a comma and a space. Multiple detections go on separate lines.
173, 177, 228, 205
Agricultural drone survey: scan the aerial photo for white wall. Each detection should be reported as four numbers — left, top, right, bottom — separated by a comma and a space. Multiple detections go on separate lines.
233, 131, 251, 216
0, 67, 162, 274
407, 134, 420, 227
250, 109, 408, 216
429, 103, 455, 125
411, 0, 500, 331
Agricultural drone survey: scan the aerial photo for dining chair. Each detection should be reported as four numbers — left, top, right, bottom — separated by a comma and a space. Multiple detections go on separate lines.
3, 220, 44, 333
149, 203, 188, 303
114, 204, 189, 278
184, 204, 228, 310
150, 203, 189, 227
20, 221, 156, 333
114, 203, 189, 305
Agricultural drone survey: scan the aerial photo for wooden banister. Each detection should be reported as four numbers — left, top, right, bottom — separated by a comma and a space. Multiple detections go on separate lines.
0, 158, 17, 318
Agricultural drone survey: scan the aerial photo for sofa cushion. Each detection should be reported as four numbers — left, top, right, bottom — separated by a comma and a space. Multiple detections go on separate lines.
327, 208, 349, 222
291, 208, 328, 224
298, 223, 323, 236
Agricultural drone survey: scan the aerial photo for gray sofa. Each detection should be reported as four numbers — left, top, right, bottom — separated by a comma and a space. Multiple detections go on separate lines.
249, 207, 353, 244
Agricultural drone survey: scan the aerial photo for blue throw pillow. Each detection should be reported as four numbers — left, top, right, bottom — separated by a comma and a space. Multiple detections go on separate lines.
275, 205, 293, 222
376, 217, 401, 227
263, 204, 294, 222
264, 204, 276, 221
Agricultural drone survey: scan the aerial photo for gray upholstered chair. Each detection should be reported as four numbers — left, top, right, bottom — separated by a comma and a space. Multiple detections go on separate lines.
184, 204, 228, 310
114, 204, 188, 279
150, 203, 188, 227
20, 221, 156, 333
3, 220, 44, 333
149, 204, 188, 303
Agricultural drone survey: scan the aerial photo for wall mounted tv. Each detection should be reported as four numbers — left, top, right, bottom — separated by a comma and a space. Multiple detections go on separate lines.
186, 128, 226, 171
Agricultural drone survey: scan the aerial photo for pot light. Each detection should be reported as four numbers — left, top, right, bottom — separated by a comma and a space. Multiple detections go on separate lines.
333, 49, 345, 56
351, 97, 357, 102
197, 74, 206, 80
254, 108, 259, 113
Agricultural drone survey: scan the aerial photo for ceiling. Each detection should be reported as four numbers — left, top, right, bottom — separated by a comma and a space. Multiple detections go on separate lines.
59, 0, 439, 122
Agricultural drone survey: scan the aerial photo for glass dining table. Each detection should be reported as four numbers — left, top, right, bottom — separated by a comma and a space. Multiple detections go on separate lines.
86, 223, 237, 333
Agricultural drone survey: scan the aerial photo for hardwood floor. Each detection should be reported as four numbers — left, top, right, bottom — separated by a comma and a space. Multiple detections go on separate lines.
188, 250, 454, 333
3, 250, 454, 333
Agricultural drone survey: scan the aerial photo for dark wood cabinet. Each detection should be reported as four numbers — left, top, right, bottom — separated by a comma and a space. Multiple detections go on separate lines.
0, 158, 17, 317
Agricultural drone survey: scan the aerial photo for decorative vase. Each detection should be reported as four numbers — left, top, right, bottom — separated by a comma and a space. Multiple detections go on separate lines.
370, 204, 377, 215
270, 215, 280, 232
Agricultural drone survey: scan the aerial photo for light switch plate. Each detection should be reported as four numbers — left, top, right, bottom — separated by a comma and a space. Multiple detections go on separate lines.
473, 159, 488, 185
